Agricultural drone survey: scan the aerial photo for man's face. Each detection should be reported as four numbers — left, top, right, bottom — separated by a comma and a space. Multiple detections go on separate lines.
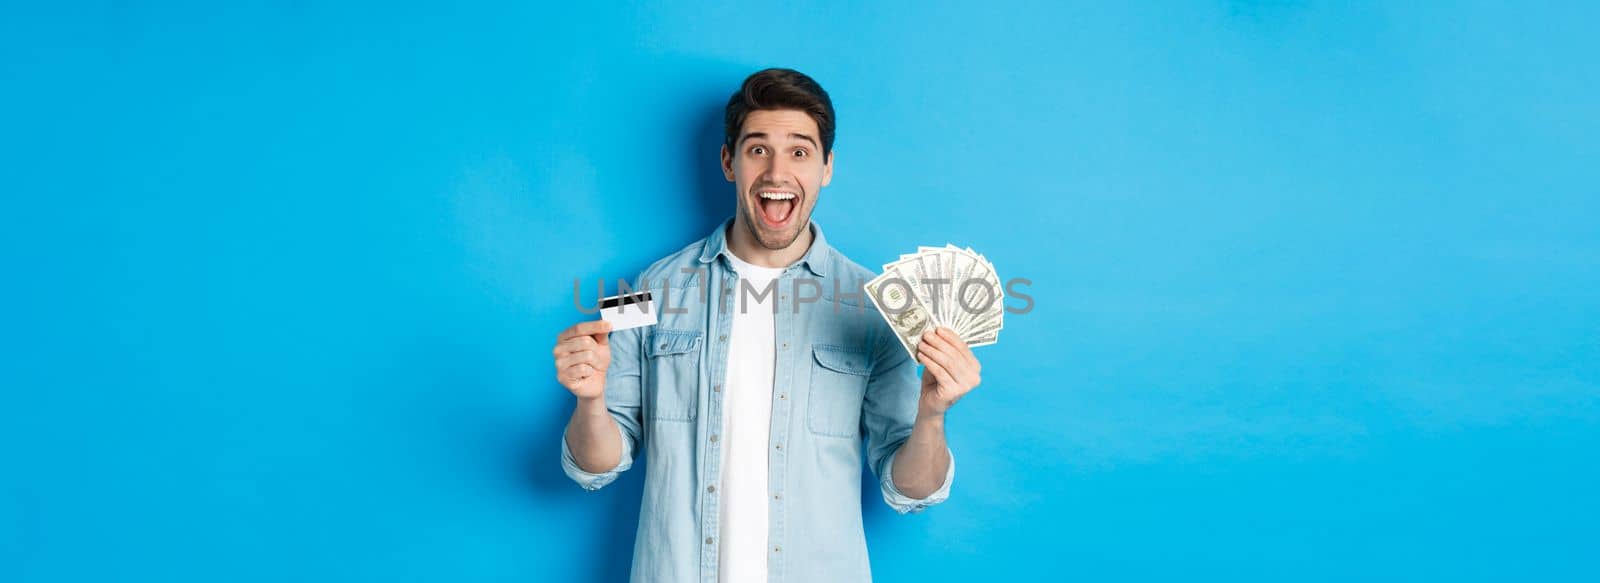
722, 109, 833, 250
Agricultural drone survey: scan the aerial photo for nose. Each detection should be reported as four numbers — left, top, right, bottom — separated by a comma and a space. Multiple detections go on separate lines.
761, 154, 791, 186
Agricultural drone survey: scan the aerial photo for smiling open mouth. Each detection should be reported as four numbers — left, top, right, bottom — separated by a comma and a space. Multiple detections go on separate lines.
755, 190, 799, 228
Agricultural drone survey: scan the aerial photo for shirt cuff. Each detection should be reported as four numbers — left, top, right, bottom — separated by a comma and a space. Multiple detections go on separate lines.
560, 420, 634, 491
880, 446, 955, 514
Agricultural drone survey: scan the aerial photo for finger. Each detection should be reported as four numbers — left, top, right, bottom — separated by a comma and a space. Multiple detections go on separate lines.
936, 327, 965, 351
918, 352, 959, 389
920, 336, 976, 387
936, 327, 979, 369
565, 363, 596, 379
555, 350, 596, 370
553, 335, 595, 357
945, 330, 979, 368
919, 331, 959, 361
918, 337, 956, 369
560, 320, 612, 341
917, 344, 956, 377
560, 366, 591, 386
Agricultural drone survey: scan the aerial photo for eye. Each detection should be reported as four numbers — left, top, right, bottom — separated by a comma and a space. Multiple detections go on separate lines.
793, 148, 808, 158
749, 145, 767, 156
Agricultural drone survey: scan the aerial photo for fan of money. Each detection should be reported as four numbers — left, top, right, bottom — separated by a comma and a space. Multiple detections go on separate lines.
864, 245, 1004, 359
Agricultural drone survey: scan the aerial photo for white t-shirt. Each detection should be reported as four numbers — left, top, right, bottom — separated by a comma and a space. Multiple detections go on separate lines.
718, 252, 786, 583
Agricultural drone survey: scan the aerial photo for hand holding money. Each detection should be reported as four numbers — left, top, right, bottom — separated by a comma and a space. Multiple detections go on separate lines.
916, 327, 982, 415
865, 245, 1002, 414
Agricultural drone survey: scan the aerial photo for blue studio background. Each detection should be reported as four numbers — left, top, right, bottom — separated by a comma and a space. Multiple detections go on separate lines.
3, 2, 1597, 581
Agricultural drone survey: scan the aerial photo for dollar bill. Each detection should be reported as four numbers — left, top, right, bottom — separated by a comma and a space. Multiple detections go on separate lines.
865, 271, 938, 359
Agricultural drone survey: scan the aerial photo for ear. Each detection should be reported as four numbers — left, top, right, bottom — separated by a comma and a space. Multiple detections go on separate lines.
720, 144, 735, 182
820, 149, 834, 188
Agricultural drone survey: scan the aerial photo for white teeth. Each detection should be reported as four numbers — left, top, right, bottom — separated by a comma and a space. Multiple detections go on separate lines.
758, 191, 796, 200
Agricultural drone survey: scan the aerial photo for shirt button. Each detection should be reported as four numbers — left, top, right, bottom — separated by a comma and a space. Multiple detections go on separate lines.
774, 443, 782, 450
719, 335, 727, 342
780, 342, 789, 349
707, 485, 716, 493
773, 546, 781, 553
773, 493, 782, 500
710, 434, 719, 443
706, 537, 714, 545
779, 393, 786, 400
714, 384, 722, 392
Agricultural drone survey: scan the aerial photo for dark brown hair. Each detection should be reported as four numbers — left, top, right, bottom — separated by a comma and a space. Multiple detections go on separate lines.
724, 68, 835, 159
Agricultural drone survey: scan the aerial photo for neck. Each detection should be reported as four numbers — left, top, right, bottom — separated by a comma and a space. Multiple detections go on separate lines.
727, 216, 814, 268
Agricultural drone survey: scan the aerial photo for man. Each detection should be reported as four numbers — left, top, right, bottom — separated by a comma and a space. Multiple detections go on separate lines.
552, 68, 984, 582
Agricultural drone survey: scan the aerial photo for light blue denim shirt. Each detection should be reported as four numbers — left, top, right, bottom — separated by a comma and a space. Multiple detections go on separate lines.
561, 218, 955, 583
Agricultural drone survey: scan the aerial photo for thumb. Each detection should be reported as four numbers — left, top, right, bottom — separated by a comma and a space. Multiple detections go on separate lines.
592, 321, 612, 345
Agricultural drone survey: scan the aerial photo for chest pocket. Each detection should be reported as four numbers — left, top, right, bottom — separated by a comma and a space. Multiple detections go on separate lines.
645, 328, 701, 422
807, 345, 871, 438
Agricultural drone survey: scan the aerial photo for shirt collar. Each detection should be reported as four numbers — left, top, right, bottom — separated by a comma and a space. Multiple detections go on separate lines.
698, 217, 830, 278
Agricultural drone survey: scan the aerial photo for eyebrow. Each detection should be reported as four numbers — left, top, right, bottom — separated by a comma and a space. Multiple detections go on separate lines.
740, 131, 819, 149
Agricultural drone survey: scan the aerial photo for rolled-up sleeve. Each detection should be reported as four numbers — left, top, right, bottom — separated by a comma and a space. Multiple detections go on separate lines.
879, 445, 955, 514
861, 312, 955, 514
561, 416, 636, 490
559, 321, 645, 491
